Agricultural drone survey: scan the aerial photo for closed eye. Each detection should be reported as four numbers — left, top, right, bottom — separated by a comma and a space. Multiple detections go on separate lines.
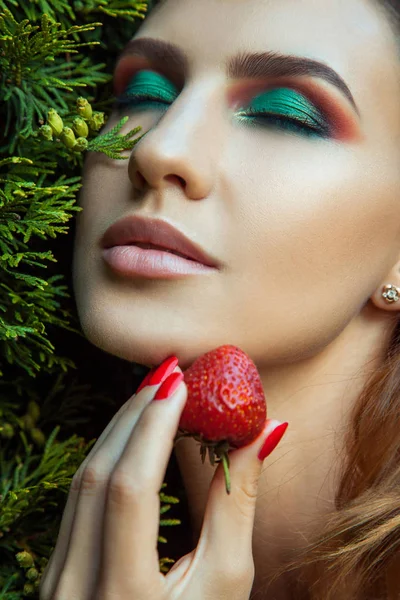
115, 71, 332, 139
237, 108, 331, 138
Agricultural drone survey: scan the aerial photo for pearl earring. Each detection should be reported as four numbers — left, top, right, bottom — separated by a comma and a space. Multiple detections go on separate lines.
382, 284, 400, 304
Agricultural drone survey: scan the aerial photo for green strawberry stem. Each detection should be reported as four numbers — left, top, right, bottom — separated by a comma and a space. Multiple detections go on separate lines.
210, 442, 231, 495
174, 431, 233, 495
220, 452, 231, 494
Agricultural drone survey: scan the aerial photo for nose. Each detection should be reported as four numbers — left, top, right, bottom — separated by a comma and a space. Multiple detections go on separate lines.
127, 81, 224, 200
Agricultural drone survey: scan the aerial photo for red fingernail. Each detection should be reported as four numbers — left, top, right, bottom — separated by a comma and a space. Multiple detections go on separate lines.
136, 356, 179, 393
257, 422, 289, 461
149, 356, 179, 385
153, 372, 184, 401
136, 369, 154, 393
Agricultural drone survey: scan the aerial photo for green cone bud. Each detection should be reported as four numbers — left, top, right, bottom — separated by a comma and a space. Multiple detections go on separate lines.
12, 189, 27, 198
76, 97, 92, 120
73, 137, 89, 152
0, 423, 14, 438
39, 557, 49, 569
31, 428, 46, 447
47, 109, 64, 136
16, 551, 34, 568
60, 126, 77, 149
27, 400, 40, 423
23, 583, 35, 596
21, 414, 35, 431
88, 111, 105, 132
72, 116, 89, 138
26, 567, 39, 581
39, 124, 53, 141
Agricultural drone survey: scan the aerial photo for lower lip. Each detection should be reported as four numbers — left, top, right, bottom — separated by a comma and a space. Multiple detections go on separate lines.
102, 245, 217, 278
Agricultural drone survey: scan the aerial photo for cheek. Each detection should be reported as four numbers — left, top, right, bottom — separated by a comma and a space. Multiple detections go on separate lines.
220, 137, 399, 361
74, 153, 131, 251
72, 156, 127, 304
233, 140, 400, 292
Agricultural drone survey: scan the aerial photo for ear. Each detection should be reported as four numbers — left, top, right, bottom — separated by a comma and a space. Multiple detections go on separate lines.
370, 260, 400, 312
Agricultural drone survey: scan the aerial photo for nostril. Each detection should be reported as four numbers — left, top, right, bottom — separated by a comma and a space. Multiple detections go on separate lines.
136, 172, 146, 188
165, 174, 186, 188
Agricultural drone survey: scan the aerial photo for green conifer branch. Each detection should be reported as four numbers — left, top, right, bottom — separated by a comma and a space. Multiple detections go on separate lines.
159, 557, 175, 573
0, 154, 83, 377
0, 9, 102, 67
0, 0, 149, 30
0, 1, 183, 594
0, 270, 82, 378
87, 116, 144, 159
0, 0, 76, 26
159, 519, 181, 527
32, 104, 144, 164
0, 424, 97, 531
0, 155, 60, 183
0, 9, 107, 150
0, 182, 81, 244
159, 494, 180, 504
93, 0, 148, 21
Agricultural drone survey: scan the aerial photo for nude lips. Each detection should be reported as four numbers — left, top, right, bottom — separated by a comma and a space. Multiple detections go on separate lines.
102, 245, 217, 279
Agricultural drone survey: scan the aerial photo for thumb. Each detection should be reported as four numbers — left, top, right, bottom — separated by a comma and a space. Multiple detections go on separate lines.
197, 419, 289, 576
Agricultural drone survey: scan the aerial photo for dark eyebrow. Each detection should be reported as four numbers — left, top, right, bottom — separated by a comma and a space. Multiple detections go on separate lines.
117, 37, 360, 117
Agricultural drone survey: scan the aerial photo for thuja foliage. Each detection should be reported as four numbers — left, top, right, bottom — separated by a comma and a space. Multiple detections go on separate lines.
0, 0, 181, 597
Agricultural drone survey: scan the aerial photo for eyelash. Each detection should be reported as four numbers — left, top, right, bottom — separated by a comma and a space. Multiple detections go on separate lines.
237, 107, 330, 138
114, 90, 331, 139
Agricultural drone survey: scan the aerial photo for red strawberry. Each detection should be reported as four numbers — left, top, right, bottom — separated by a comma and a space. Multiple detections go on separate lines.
175, 345, 267, 494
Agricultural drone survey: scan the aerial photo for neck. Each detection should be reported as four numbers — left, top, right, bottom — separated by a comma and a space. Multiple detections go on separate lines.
174, 303, 395, 599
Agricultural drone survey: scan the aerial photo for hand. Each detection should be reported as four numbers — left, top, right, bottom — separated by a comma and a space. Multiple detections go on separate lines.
39, 356, 286, 600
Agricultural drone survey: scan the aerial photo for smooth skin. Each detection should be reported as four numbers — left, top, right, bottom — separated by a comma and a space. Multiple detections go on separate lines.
70, 0, 400, 597
39, 364, 282, 600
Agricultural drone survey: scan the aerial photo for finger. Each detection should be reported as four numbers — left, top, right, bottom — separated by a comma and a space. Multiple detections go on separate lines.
40, 357, 180, 600
98, 372, 187, 597
51, 363, 181, 600
40, 398, 133, 600
196, 420, 289, 587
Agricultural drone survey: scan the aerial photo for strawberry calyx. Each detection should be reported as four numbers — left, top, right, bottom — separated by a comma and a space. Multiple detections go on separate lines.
174, 429, 237, 494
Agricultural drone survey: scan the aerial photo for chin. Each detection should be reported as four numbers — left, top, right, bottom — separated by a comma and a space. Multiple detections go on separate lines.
76, 308, 220, 371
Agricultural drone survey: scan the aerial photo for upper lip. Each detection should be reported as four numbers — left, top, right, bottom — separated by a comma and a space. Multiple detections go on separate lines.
101, 215, 220, 268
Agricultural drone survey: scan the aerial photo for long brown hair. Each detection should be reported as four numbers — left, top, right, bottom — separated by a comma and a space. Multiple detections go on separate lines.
273, 3, 400, 597
279, 325, 400, 599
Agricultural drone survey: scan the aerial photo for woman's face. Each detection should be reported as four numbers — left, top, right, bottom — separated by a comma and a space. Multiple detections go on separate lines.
73, 0, 400, 371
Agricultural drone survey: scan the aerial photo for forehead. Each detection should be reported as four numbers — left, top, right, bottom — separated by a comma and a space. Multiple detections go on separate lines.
141, 0, 396, 68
